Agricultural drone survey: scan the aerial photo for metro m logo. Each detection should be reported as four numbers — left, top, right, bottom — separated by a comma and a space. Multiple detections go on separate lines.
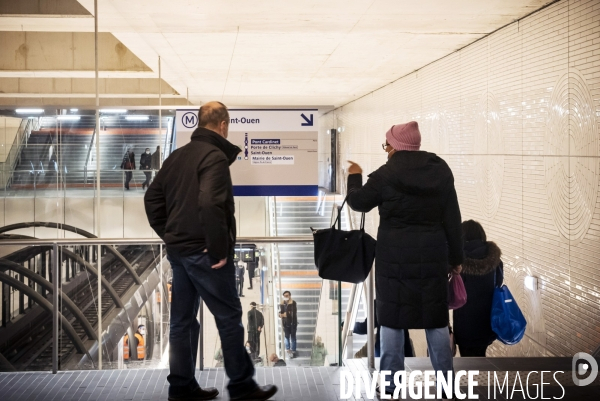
182, 112, 198, 128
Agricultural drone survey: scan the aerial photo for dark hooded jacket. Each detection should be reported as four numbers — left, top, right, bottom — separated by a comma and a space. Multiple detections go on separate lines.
453, 240, 503, 348
144, 127, 241, 259
247, 307, 264, 333
347, 151, 463, 329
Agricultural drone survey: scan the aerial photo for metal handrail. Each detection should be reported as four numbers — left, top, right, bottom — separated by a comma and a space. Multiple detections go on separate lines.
0, 236, 314, 246
83, 126, 97, 184
1, 118, 36, 188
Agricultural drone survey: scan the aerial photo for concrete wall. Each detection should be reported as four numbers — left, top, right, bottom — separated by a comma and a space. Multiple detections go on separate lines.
327, 0, 600, 356
0, 117, 21, 163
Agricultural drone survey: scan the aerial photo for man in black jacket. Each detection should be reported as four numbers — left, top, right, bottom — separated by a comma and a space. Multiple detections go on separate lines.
144, 101, 277, 401
247, 302, 264, 359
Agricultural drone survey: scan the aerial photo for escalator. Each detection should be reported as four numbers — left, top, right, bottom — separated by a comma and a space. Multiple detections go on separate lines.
0, 226, 167, 371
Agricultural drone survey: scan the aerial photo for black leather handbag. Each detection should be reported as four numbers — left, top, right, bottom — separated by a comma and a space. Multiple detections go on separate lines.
311, 199, 376, 283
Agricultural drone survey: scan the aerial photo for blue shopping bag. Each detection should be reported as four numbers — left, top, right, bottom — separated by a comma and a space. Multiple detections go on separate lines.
491, 284, 527, 345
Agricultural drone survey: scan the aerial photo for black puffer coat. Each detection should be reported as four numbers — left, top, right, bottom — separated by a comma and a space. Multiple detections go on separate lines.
347, 151, 463, 329
453, 240, 503, 348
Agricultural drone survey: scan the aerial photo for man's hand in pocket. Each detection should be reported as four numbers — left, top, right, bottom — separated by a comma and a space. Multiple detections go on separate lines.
212, 258, 227, 269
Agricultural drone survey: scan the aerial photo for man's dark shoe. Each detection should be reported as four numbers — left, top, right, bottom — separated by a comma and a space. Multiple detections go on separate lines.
168, 387, 219, 401
231, 385, 278, 401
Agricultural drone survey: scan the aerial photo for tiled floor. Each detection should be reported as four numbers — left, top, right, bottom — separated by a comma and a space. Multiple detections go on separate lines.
1, 358, 599, 401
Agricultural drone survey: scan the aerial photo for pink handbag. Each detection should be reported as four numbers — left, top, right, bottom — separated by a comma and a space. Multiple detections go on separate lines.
448, 273, 467, 310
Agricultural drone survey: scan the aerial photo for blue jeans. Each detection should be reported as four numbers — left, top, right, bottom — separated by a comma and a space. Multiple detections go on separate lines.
283, 325, 297, 351
167, 250, 257, 398
380, 326, 453, 393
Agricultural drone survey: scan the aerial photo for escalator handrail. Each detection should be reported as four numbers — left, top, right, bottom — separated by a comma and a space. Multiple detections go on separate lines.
60, 248, 125, 308
0, 272, 91, 358
0, 258, 98, 341
0, 222, 143, 285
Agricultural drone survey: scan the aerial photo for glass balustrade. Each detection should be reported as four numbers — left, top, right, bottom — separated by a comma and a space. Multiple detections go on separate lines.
0, 237, 349, 372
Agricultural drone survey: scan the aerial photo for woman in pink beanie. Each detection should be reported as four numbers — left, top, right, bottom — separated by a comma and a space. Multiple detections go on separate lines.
346, 121, 463, 400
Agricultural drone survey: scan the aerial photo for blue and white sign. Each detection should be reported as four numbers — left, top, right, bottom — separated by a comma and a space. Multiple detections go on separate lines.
174, 109, 318, 196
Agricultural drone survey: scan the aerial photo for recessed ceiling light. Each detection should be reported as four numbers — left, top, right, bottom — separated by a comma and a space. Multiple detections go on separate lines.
70, 108, 79, 112
100, 109, 127, 113
16, 109, 44, 114
125, 116, 149, 121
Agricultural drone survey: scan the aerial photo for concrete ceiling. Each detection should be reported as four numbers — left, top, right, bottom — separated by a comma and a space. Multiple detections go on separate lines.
0, 0, 553, 107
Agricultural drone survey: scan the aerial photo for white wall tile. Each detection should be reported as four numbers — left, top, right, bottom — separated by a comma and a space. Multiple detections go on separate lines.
328, 0, 600, 356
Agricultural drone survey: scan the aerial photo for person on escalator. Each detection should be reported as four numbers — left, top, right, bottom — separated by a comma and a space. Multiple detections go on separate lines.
121, 148, 135, 190
144, 101, 277, 401
140, 148, 152, 190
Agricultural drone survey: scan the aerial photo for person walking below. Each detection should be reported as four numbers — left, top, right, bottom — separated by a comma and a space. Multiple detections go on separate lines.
247, 261, 257, 290
453, 220, 503, 357
236, 262, 245, 297
247, 302, 264, 359
121, 148, 135, 190
278, 291, 297, 359
346, 121, 463, 399
144, 101, 277, 401
140, 148, 152, 190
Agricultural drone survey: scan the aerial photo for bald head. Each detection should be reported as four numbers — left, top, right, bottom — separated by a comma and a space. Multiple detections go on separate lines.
198, 101, 230, 138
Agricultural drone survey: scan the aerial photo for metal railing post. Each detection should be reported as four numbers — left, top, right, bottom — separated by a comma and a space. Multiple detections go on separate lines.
94, 0, 102, 371
52, 243, 59, 374
97, 244, 102, 369
366, 267, 375, 371
160, 244, 163, 356
341, 284, 357, 357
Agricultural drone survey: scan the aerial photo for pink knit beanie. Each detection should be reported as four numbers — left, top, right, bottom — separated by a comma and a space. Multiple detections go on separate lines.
385, 121, 421, 151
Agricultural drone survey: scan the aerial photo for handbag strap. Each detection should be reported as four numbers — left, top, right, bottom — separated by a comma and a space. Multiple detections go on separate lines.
331, 195, 366, 230
493, 266, 499, 288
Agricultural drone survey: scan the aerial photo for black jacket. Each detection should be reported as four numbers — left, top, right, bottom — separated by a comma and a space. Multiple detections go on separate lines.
247, 308, 264, 332
144, 127, 241, 259
279, 300, 297, 327
140, 152, 152, 170
453, 240, 503, 348
347, 151, 463, 329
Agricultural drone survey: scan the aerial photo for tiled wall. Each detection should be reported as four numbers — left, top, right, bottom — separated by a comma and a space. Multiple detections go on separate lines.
323, 0, 600, 357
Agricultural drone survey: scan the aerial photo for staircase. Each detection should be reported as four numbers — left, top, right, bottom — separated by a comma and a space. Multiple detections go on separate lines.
9, 114, 173, 189
270, 196, 351, 364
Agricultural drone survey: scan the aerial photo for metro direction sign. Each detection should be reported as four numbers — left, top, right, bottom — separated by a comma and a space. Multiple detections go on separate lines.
174, 109, 319, 196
